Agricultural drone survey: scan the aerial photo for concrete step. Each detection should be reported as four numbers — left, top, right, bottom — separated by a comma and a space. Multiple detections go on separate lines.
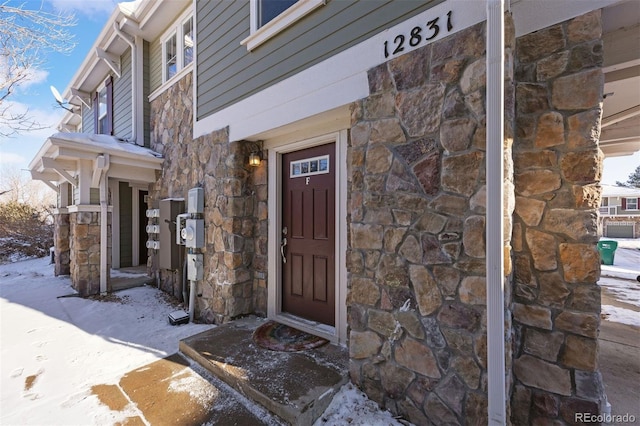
179, 316, 349, 425
92, 352, 285, 425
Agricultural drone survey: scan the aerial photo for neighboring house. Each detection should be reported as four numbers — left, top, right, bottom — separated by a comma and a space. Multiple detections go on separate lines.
600, 184, 640, 238
30, 0, 640, 424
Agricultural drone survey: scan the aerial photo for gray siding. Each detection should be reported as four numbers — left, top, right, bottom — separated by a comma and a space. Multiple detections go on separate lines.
82, 103, 94, 134
72, 187, 100, 205
114, 47, 133, 140
149, 35, 163, 93
196, 0, 441, 121
119, 181, 133, 267
143, 40, 151, 147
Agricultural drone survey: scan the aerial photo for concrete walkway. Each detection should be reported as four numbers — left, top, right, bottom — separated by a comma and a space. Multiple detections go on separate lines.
599, 289, 640, 423
598, 245, 640, 424
90, 353, 285, 425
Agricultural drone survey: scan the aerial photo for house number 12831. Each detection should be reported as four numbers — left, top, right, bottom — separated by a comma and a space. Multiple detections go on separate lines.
383, 11, 453, 59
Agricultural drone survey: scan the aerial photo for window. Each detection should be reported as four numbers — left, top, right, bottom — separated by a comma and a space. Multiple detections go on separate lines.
165, 34, 177, 81
162, 13, 194, 83
94, 76, 113, 135
259, 0, 298, 28
625, 197, 638, 210
241, 0, 325, 51
290, 155, 329, 178
97, 87, 108, 133
183, 18, 193, 67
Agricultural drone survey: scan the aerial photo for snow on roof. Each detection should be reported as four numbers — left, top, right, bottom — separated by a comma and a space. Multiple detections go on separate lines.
50, 132, 163, 160
118, 0, 143, 16
601, 184, 640, 197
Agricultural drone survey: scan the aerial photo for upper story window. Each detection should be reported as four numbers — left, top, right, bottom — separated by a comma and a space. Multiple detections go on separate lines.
162, 12, 194, 83
183, 18, 194, 66
625, 197, 638, 210
259, 0, 298, 28
97, 87, 108, 133
165, 34, 177, 80
241, 0, 325, 51
94, 76, 113, 135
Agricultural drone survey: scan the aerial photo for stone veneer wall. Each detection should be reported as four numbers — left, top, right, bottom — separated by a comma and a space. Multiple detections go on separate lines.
54, 211, 70, 276
347, 21, 501, 424
69, 210, 111, 296
149, 72, 268, 323
510, 10, 606, 424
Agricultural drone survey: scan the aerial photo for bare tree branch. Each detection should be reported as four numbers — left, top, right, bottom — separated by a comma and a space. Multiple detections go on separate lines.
0, 1, 76, 136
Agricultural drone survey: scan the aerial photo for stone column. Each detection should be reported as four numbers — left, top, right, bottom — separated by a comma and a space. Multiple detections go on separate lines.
53, 209, 70, 276
347, 21, 490, 424
70, 208, 111, 296
149, 71, 260, 324
511, 10, 606, 424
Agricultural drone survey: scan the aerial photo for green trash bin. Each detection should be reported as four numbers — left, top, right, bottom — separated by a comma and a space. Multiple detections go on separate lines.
597, 240, 618, 265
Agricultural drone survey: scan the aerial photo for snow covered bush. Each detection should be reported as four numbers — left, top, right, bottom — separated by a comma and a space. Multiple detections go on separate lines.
0, 200, 53, 263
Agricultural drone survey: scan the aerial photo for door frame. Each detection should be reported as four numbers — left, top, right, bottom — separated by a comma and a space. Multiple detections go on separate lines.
266, 130, 348, 345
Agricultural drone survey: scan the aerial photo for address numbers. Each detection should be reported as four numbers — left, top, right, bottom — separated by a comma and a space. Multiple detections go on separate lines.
384, 11, 453, 59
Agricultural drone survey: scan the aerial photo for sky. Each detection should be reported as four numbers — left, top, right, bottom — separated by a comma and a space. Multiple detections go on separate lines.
0, 0, 638, 188
0, 0, 114, 173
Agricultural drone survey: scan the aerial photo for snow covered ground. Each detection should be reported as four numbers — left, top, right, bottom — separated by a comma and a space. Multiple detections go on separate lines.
599, 238, 640, 328
0, 258, 403, 425
1, 238, 637, 425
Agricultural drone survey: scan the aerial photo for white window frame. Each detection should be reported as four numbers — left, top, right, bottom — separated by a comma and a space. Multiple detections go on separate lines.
161, 9, 194, 84
163, 31, 178, 82
97, 86, 108, 134
626, 197, 638, 210
241, 0, 325, 51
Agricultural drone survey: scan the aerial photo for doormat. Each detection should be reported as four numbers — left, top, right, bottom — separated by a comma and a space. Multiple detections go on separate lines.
252, 321, 328, 352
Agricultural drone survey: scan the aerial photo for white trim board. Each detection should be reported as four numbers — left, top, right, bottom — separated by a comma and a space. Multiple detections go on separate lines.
267, 130, 349, 345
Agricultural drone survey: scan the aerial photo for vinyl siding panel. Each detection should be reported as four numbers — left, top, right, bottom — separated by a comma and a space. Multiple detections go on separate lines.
143, 40, 151, 147
149, 34, 163, 93
113, 48, 132, 140
119, 181, 133, 267
196, 0, 441, 121
82, 103, 94, 134
73, 187, 100, 205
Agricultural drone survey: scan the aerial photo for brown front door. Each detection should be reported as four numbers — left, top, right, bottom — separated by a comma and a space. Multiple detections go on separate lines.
282, 143, 335, 326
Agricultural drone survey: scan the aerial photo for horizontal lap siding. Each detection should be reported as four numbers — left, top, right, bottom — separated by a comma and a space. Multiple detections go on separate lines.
82, 103, 94, 134
143, 41, 151, 147
114, 48, 132, 140
149, 35, 163, 94
196, 0, 441, 121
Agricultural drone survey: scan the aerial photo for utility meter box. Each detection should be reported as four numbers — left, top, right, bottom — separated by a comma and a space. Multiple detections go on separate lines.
182, 219, 204, 249
187, 253, 203, 281
159, 198, 184, 270
176, 213, 189, 245
188, 187, 204, 214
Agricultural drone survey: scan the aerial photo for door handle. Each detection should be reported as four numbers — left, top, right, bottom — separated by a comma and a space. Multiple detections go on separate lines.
280, 237, 287, 263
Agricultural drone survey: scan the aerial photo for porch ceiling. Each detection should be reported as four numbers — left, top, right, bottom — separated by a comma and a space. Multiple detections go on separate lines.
29, 133, 163, 186
601, 0, 640, 158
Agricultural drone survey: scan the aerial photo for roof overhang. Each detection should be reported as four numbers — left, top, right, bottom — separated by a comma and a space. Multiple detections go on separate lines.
29, 133, 163, 188
61, 0, 190, 107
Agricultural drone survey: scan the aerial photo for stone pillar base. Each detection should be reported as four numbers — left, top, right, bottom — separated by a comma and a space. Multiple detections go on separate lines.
54, 210, 70, 276
69, 207, 111, 296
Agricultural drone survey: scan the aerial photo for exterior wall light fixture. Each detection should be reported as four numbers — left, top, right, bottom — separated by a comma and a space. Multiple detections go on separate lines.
249, 151, 262, 167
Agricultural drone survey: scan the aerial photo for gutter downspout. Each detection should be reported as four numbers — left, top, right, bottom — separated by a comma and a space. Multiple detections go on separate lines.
98, 154, 111, 294
113, 22, 138, 144
486, 0, 507, 424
